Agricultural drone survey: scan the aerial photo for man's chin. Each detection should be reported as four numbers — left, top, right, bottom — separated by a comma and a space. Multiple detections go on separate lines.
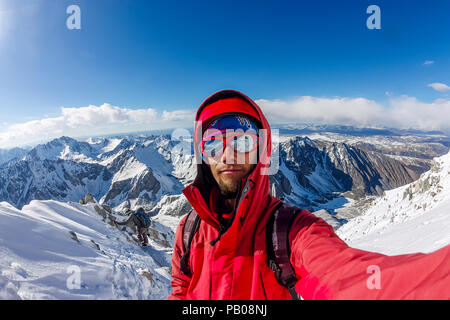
217, 180, 240, 199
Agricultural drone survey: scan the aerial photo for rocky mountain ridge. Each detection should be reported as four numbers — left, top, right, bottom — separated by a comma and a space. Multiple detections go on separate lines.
0, 130, 447, 213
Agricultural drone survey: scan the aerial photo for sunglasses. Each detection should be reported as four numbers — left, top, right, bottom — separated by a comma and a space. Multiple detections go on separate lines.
201, 131, 260, 159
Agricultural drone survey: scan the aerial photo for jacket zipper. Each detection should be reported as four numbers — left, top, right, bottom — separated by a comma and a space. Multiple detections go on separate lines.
209, 179, 243, 246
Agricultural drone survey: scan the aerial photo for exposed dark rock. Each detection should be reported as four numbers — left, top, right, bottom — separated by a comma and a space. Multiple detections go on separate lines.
85, 193, 96, 204
69, 231, 80, 244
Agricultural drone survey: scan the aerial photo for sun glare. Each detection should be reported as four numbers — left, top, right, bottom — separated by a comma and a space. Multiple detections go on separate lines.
0, 1, 13, 44
0, 7, 6, 43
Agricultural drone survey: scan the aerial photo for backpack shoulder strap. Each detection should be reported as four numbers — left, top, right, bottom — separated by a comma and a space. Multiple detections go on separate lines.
267, 202, 301, 300
180, 209, 201, 277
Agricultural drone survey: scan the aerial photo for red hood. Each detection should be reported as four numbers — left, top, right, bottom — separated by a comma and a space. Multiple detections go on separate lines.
182, 89, 281, 255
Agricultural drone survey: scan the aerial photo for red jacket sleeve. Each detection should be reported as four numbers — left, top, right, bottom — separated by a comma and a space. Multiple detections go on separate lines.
289, 210, 450, 300
167, 215, 191, 300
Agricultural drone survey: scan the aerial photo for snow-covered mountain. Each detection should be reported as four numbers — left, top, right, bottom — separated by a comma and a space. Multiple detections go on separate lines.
0, 147, 28, 165
276, 124, 449, 174
270, 136, 421, 210
0, 199, 173, 299
0, 136, 189, 210
337, 152, 450, 255
0, 128, 448, 214
273, 123, 450, 141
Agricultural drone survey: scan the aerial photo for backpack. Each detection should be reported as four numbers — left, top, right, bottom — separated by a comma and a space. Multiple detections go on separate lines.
135, 211, 151, 228
179, 201, 301, 300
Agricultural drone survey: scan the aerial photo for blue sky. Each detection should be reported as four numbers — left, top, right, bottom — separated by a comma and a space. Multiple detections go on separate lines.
0, 0, 449, 147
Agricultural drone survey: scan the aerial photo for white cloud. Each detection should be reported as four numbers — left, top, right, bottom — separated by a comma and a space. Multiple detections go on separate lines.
428, 83, 450, 92
256, 95, 450, 133
61, 104, 160, 128
0, 103, 194, 148
386, 96, 450, 131
423, 60, 435, 66
161, 110, 195, 121
256, 96, 386, 127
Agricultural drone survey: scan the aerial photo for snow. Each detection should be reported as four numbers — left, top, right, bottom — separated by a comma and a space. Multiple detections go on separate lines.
307, 162, 338, 194
111, 157, 148, 183
340, 202, 450, 255
101, 138, 123, 154
337, 152, 450, 255
0, 200, 172, 299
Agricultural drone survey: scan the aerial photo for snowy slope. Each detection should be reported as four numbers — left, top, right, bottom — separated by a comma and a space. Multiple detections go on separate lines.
0, 200, 172, 299
337, 152, 450, 255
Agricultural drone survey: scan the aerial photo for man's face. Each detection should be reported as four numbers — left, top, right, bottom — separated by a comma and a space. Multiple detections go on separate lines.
205, 132, 258, 197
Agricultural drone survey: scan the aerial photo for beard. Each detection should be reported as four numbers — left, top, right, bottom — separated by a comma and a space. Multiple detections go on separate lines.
216, 178, 240, 199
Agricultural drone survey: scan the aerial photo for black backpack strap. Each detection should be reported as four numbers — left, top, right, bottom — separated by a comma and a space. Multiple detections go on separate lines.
267, 202, 301, 300
180, 209, 201, 277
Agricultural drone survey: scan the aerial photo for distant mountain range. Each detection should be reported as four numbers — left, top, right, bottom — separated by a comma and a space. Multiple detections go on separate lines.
272, 123, 450, 140
0, 125, 448, 212
0, 147, 29, 165
0, 135, 188, 210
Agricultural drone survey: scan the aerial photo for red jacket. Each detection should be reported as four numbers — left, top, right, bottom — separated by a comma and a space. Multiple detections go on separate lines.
168, 89, 450, 300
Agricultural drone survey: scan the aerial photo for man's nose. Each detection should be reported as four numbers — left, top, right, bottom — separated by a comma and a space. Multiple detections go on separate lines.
220, 143, 236, 164
220, 143, 247, 165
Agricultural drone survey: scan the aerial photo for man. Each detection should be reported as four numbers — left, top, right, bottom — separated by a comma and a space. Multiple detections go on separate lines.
115, 207, 151, 247
169, 89, 449, 300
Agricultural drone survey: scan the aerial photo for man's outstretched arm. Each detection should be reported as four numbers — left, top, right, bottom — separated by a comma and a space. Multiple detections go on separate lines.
289, 210, 450, 300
